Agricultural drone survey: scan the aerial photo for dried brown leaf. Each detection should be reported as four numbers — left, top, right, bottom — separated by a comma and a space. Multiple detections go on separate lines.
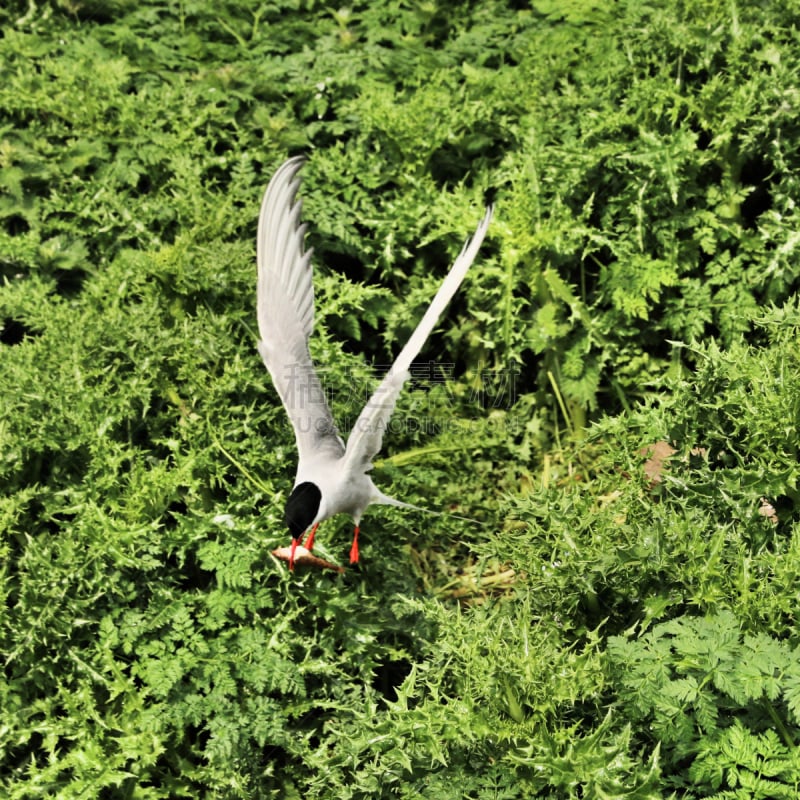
639, 441, 677, 484
758, 498, 779, 525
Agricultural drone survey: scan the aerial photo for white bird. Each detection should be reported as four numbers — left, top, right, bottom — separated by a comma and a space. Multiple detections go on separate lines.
257, 156, 493, 568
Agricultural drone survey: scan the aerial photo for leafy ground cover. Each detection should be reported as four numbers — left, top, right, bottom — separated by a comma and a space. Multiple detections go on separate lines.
1, 0, 799, 796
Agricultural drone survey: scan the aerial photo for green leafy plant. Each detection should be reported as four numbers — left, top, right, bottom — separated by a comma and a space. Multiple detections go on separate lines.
608, 611, 800, 797
3, 0, 800, 796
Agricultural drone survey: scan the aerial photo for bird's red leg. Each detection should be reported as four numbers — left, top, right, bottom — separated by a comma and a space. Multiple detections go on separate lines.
289, 538, 299, 570
302, 523, 319, 551
349, 526, 360, 564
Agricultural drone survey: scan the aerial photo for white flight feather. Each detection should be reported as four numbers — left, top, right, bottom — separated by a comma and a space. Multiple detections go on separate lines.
256, 156, 345, 466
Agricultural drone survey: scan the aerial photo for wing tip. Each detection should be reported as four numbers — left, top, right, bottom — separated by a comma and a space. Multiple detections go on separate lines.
479, 203, 494, 232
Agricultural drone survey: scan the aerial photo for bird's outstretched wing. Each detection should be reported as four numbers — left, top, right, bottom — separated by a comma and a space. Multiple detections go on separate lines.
343, 205, 493, 473
257, 156, 345, 464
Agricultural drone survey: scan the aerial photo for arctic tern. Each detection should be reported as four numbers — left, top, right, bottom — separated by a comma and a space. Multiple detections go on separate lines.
257, 156, 492, 569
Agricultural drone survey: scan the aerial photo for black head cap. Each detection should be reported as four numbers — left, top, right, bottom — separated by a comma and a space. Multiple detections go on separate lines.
284, 482, 322, 539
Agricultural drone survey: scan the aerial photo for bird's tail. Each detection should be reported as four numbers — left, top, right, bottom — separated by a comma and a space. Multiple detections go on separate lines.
373, 490, 486, 526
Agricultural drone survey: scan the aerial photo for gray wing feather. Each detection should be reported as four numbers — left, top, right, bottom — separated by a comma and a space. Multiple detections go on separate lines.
343, 205, 493, 473
257, 157, 345, 464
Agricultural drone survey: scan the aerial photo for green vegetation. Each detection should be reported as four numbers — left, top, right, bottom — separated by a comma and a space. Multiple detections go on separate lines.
2, 0, 799, 796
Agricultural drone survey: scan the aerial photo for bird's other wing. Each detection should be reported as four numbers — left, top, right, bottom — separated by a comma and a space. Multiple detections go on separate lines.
257, 156, 345, 464
343, 205, 493, 473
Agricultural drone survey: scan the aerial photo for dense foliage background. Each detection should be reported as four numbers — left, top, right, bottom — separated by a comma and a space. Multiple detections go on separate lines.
2, 0, 799, 796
